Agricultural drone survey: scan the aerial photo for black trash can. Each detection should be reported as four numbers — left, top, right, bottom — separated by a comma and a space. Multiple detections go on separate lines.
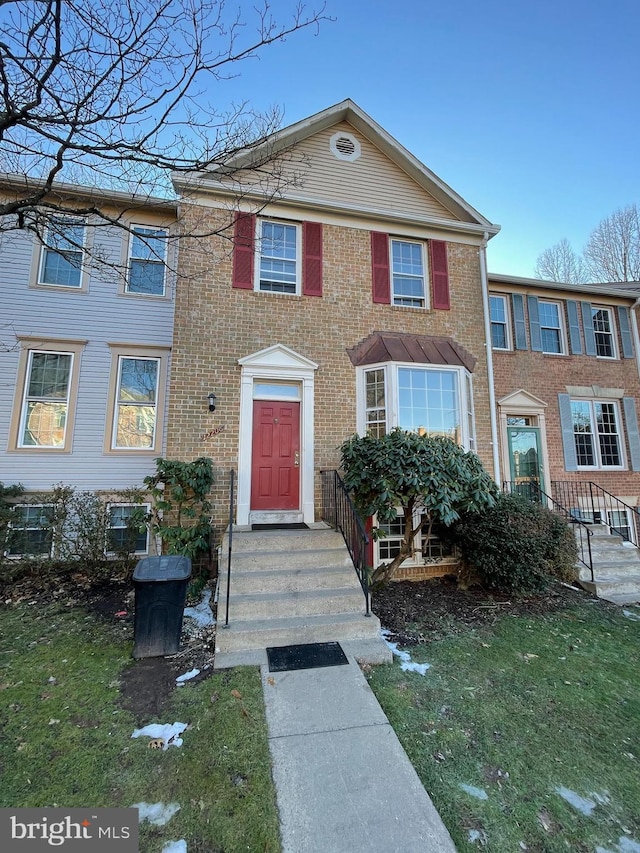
132, 555, 192, 659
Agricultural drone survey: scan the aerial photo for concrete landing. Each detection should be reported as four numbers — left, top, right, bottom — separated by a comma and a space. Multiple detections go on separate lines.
261, 656, 457, 853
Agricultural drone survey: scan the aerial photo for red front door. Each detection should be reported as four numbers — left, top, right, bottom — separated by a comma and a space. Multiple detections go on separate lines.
250, 401, 300, 511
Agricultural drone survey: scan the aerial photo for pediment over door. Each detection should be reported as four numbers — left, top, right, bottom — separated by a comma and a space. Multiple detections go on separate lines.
238, 344, 318, 372
498, 389, 547, 411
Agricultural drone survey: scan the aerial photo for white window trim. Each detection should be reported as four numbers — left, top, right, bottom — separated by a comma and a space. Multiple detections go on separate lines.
374, 509, 455, 569
357, 362, 474, 450
17, 349, 74, 449
390, 238, 427, 309
111, 355, 161, 451
125, 225, 168, 297
539, 299, 566, 355
6, 504, 53, 558
571, 398, 626, 471
592, 305, 618, 360
489, 293, 511, 350
254, 218, 302, 296
106, 502, 150, 556
37, 217, 87, 289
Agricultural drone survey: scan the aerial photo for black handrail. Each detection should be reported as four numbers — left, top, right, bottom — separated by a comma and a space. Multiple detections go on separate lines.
551, 480, 640, 549
502, 479, 594, 582
320, 470, 371, 616
224, 469, 235, 628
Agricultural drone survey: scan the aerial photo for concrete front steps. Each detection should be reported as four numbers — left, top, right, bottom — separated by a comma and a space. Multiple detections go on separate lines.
214, 524, 392, 668
578, 523, 640, 605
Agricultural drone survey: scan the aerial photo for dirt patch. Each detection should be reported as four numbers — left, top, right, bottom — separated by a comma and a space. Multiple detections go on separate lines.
2, 567, 216, 724
373, 576, 602, 646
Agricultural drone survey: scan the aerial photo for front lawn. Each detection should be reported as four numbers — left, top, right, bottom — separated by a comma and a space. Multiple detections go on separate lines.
0, 594, 280, 853
368, 580, 640, 853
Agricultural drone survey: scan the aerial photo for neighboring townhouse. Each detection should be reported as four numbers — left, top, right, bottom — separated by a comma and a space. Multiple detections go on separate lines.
168, 99, 501, 578
488, 273, 640, 537
0, 180, 177, 557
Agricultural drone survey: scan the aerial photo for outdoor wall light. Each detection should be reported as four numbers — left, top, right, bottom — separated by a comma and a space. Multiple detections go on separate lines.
207, 392, 217, 412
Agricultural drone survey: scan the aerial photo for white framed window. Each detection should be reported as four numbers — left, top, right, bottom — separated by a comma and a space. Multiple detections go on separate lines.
364, 368, 387, 437
38, 217, 86, 288
7, 505, 53, 556
112, 356, 159, 449
359, 363, 474, 449
570, 399, 624, 469
592, 306, 617, 359
391, 239, 426, 308
489, 294, 510, 349
256, 219, 300, 294
377, 510, 453, 568
539, 300, 565, 354
607, 508, 632, 541
18, 350, 73, 448
127, 227, 168, 296
107, 504, 149, 554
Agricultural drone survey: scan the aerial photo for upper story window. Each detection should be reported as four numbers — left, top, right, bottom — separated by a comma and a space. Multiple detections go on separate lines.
538, 300, 565, 354
592, 307, 616, 358
391, 240, 425, 308
127, 227, 168, 296
360, 363, 474, 449
571, 399, 623, 469
38, 217, 86, 288
18, 350, 73, 448
490, 294, 510, 349
112, 356, 159, 449
257, 220, 300, 294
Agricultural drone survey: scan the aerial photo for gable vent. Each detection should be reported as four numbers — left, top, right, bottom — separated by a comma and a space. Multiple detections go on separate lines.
330, 131, 361, 162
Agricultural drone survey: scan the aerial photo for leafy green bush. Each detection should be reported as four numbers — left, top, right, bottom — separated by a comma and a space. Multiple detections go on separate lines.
145, 457, 214, 558
340, 430, 499, 586
449, 493, 578, 594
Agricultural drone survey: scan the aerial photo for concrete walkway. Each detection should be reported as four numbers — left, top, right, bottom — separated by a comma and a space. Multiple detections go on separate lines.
261, 654, 457, 853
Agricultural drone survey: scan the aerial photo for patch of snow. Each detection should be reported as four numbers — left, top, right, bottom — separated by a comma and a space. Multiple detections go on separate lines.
131, 722, 187, 749
622, 609, 640, 621
176, 668, 200, 684
381, 629, 431, 675
183, 589, 215, 627
597, 840, 640, 853
555, 786, 596, 815
162, 841, 187, 853
132, 802, 180, 826
467, 829, 488, 845
459, 783, 489, 800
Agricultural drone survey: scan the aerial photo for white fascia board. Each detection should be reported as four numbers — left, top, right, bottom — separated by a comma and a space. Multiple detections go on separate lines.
176, 184, 501, 241
489, 272, 640, 300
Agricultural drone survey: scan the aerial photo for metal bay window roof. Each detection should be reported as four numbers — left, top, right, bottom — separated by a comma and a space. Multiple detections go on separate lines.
347, 331, 477, 372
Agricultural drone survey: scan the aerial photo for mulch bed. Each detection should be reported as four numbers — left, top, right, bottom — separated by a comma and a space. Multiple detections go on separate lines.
372, 575, 601, 646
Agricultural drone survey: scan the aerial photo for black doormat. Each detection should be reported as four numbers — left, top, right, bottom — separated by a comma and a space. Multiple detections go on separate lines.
266, 641, 349, 672
251, 522, 309, 531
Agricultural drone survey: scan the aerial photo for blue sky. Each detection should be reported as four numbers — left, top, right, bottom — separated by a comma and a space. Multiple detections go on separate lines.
220, 0, 640, 278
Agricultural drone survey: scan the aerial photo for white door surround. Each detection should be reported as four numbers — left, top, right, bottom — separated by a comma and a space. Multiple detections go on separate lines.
236, 344, 318, 526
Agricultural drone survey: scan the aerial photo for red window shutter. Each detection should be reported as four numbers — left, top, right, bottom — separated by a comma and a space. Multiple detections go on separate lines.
232, 212, 255, 289
302, 221, 323, 297
430, 240, 450, 310
371, 232, 390, 304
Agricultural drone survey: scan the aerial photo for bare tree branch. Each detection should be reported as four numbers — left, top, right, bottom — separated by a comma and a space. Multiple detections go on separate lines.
533, 237, 588, 284
583, 203, 640, 283
0, 0, 330, 225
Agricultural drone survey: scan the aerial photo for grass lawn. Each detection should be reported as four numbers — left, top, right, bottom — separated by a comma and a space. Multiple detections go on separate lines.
368, 586, 640, 853
0, 598, 280, 853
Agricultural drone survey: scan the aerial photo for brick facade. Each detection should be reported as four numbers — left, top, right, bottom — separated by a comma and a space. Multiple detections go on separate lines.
167, 204, 494, 548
